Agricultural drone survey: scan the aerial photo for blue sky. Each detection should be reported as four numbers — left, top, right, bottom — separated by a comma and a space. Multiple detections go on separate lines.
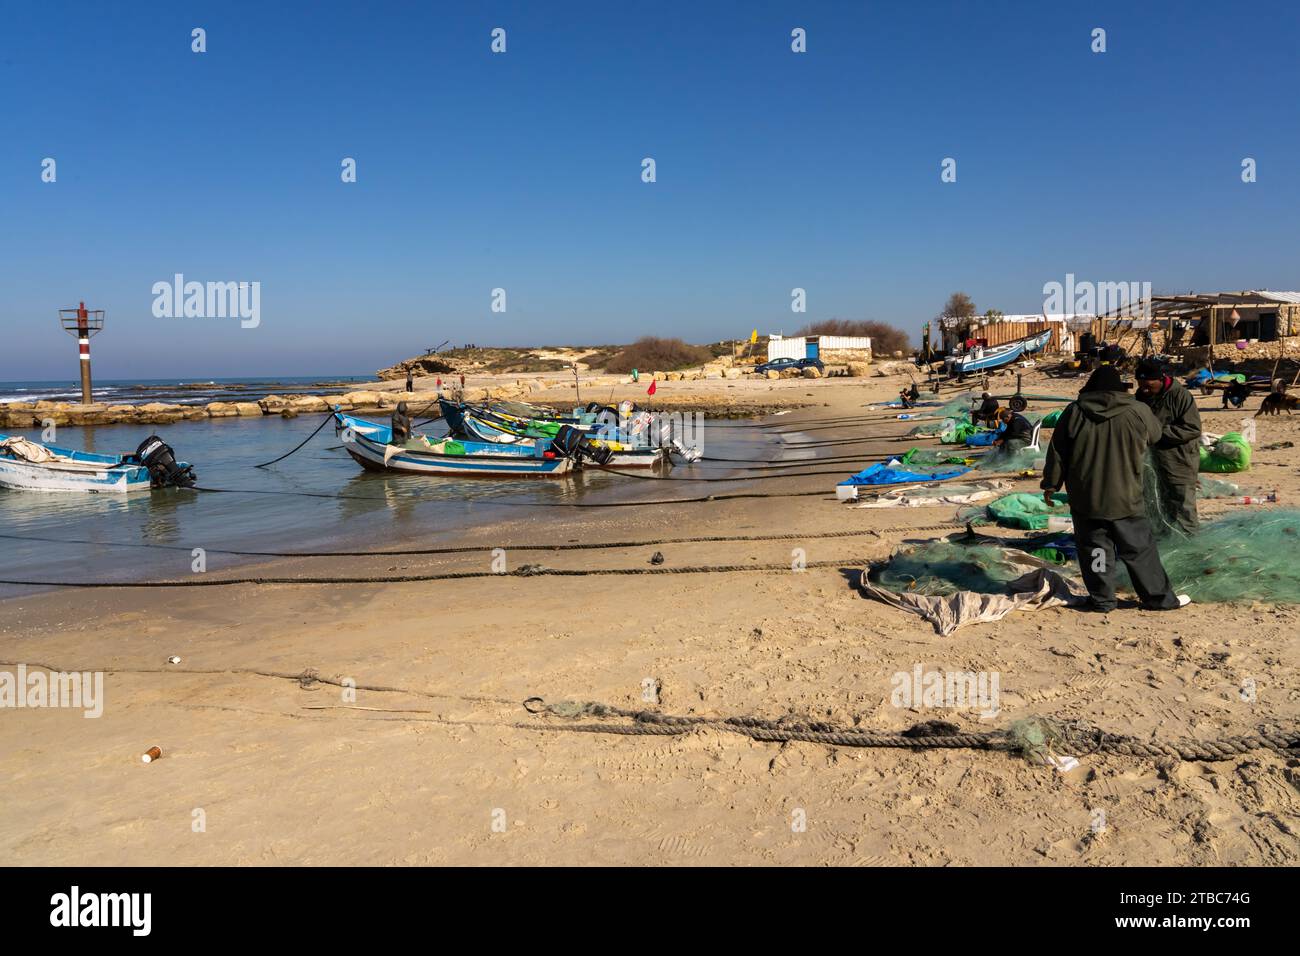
2, 1, 1298, 379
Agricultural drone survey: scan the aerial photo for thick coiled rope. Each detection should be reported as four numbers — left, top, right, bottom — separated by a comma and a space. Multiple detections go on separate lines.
521, 699, 1300, 763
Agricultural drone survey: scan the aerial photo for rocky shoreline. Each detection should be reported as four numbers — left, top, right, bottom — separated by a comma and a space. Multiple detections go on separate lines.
0, 357, 904, 428
0, 390, 425, 428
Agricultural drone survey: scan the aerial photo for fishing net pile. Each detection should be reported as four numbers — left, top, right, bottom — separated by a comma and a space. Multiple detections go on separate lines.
895, 447, 977, 469
873, 541, 1034, 596
1153, 509, 1300, 604
1199, 432, 1252, 474
972, 445, 1046, 472
862, 538, 1086, 634
984, 492, 1071, 529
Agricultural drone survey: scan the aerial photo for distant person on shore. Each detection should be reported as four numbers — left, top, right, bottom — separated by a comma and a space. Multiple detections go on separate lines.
1134, 357, 1202, 536
391, 401, 412, 445
973, 391, 999, 426
1222, 379, 1250, 409
1041, 366, 1188, 613
405, 369, 414, 393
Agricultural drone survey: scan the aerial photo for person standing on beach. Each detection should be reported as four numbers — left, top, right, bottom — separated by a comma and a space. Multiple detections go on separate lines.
1134, 357, 1202, 536
405, 368, 414, 393
1041, 366, 1188, 613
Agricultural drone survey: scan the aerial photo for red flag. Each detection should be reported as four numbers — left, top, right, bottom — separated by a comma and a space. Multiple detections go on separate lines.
646, 380, 657, 396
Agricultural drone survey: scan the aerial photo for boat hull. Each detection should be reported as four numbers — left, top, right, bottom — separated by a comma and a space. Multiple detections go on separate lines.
335, 412, 575, 477
0, 457, 150, 493
0, 433, 154, 493
947, 330, 1052, 375
440, 399, 670, 468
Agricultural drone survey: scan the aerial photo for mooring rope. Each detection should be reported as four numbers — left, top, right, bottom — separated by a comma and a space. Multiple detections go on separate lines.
0, 558, 858, 590
0, 524, 913, 559
252, 412, 337, 469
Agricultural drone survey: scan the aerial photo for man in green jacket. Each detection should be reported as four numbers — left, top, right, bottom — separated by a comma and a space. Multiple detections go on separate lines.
1041, 366, 1189, 613
1134, 357, 1202, 536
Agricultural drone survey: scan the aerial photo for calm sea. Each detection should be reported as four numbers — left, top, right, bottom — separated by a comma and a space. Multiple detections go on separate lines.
0, 375, 372, 406
0, 381, 792, 596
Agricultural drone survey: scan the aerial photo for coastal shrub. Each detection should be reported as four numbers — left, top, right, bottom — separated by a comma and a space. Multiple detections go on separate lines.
797, 319, 911, 355
603, 337, 714, 373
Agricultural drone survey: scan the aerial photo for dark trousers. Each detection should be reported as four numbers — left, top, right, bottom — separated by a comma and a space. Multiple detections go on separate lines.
1073, 515, 1179, 611
1154, 476, 1199, 537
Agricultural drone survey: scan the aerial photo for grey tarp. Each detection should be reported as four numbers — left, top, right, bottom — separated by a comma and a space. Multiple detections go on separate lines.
859, 547, 1088, 635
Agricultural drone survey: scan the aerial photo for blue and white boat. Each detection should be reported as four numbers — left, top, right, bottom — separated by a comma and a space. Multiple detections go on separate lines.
0, 433, 195, 494
333, 411, 578, 477
946, 329, 1052, 376
438, 399, 671, 468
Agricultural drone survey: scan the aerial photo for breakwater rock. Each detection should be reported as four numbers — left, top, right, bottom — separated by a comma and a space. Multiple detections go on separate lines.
0, 391, 444, 428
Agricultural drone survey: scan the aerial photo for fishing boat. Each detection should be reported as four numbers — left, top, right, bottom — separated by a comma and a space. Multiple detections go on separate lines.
334, 411, 584, 477
946, 329, 1052, 377
438, 399, 672, 468
0, 433, 196, 494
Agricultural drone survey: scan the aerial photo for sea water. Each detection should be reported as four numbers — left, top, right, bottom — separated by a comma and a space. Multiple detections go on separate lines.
0, 410, 788, 596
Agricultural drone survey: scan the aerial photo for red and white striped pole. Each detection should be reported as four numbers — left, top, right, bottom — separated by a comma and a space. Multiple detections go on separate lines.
76, 300, 93, 405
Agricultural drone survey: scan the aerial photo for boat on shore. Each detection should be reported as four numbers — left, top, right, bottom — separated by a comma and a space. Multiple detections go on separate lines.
438, 399, 671, 468
0, 433, 196, 494
334, 411, 582, 477
946, 329, 1052, 377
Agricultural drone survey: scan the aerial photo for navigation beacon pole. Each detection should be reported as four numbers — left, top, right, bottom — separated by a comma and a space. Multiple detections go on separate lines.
59, 301, 104, 405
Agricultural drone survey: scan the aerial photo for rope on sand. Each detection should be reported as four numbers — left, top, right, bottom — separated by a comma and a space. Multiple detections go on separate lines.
521, 699, 1300, 763
0, 522, 967, 582
0, 558, 859, 589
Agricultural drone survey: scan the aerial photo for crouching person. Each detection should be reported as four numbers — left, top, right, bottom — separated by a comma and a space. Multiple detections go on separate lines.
993, 408, 1034, 457
1040, 366, 1190, 613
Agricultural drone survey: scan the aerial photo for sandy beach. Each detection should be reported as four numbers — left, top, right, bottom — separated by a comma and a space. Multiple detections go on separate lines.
2, 368, 1297, 866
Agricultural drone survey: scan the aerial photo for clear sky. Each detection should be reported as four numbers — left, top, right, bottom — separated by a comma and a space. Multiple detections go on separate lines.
2, 0, 1298, 380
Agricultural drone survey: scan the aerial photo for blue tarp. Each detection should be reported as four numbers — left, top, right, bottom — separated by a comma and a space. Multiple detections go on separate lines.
838, 463, 972, 487
1185, 368, 1245, 387
965, 430, 999, 447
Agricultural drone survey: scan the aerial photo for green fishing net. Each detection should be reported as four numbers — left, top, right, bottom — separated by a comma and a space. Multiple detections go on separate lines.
897, 447, 977, 468
975, 448, 1043, 472
985, 492, 1071, 529
1155, 510, 1300, 603
1197, 477, 1242, 499
1199, 432, 1252, 473
873, 541, 1031, 597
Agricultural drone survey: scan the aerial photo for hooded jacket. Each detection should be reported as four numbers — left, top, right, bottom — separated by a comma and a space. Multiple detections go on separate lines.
1041, 390, 1162, 520
1137, 377, 1202, 485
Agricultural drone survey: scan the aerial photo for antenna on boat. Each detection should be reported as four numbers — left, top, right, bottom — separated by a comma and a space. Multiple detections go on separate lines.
58, 301, 104, 405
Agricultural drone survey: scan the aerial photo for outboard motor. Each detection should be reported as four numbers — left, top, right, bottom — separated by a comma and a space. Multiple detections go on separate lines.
551, 424, 614, 466
135, 435, 197, 488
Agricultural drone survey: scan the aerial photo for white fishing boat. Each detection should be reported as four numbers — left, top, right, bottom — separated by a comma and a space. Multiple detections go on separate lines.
946, 329, 1052, 376
0, 434, 196, 494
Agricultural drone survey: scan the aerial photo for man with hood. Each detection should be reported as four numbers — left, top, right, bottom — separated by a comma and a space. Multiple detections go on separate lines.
1041, 366, 1188, 613
1134, 357, 1202, 535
